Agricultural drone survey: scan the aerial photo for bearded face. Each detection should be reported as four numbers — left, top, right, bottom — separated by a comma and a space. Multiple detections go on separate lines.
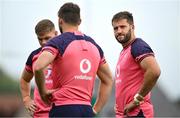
112, 19, 133, 46
115, 28, 131, 44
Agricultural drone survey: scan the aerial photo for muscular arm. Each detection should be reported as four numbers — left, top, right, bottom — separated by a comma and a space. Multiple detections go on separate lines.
20, 69, 36, 115
20, 69, 33, 100
124, 56, 161, 114
138, 56, 161, 96
33, 51, 56, 104
93, 63, 113, 114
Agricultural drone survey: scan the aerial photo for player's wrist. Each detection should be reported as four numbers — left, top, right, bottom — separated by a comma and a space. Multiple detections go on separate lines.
133, 93, 144, 106
23, 95, 31, 102
92, 108, 98, 116
134, 93, 144, 101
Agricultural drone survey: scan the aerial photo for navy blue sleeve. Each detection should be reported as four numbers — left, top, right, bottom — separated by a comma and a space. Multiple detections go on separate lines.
45, 37, 62, 54
45, 33, 75, 56
26, 52, 33, 67
84, 35, 104, 59
26, 48, 41, 66
131, 38, 154, 62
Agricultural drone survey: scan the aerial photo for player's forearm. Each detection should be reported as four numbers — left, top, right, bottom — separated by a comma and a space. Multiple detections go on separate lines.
93, 80, 113, 113
34, 68, 46, 95
138, 69, 160, 97
20, 78, 31, 101
33, 58, 47, 95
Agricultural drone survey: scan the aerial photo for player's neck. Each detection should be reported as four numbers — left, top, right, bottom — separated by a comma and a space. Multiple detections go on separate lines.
63, 24, 79, 33
122, 35, 136, 48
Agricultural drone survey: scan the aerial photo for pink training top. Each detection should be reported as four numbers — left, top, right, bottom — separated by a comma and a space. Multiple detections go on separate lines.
42, 31, 106, 106
25, 47, 53, 118
115, 38, 154, 118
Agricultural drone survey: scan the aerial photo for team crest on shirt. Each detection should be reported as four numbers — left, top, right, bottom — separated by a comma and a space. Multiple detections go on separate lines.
45, 69, 52, 79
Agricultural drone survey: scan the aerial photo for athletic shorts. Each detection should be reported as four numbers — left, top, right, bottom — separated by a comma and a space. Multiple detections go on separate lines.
49, 103, 94, 117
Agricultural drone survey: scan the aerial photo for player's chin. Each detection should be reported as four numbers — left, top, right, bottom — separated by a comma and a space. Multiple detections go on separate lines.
116, 36, 124, 40
117, 38, 125, 43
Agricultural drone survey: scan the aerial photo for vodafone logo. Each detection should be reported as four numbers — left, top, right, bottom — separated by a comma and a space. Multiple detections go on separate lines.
74, 59, 92, 80
80, 59, 91, 74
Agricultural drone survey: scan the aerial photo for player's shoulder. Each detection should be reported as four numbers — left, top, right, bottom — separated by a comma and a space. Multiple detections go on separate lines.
131, 38, 153, 58
48, 32, 73, 44
132, 38, 149, 47
30, 47, 42, 55
83, 34, 104, 58
28, 47, 42, 59
26, 47, 42, 66
131, 38, 153, 50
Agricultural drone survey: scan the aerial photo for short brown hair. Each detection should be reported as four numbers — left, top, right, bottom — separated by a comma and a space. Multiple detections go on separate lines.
112, 11, 134, 25
35, 19, 55, 36
58, 2, 81, 25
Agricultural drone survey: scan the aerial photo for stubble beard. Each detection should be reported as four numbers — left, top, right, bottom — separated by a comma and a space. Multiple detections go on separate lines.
116, 29, 131, 45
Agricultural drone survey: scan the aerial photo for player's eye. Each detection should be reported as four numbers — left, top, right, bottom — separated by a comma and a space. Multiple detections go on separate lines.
114, 26, 118, 31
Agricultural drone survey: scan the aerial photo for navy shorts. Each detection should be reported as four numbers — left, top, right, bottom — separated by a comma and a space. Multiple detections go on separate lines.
49, 104, 94, 117
126, 109, 145, 118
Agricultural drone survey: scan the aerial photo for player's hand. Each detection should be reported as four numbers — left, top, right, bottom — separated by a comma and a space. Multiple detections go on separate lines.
92, 108, 98, 116
123, 101, 139, 116
40, 89, 56, 106
23, 96, 36, 116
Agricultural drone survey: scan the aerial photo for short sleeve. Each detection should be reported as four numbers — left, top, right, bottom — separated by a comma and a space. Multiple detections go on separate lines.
131, 38, 154, 63
25, 48, 41, 73
42, 46, 59, 57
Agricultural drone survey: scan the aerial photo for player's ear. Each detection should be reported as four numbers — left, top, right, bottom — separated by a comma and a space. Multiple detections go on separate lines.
58, 18, 63, 25
132, 24, 135, 30
55, 31, 58, 35
78, 19, 81, 25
